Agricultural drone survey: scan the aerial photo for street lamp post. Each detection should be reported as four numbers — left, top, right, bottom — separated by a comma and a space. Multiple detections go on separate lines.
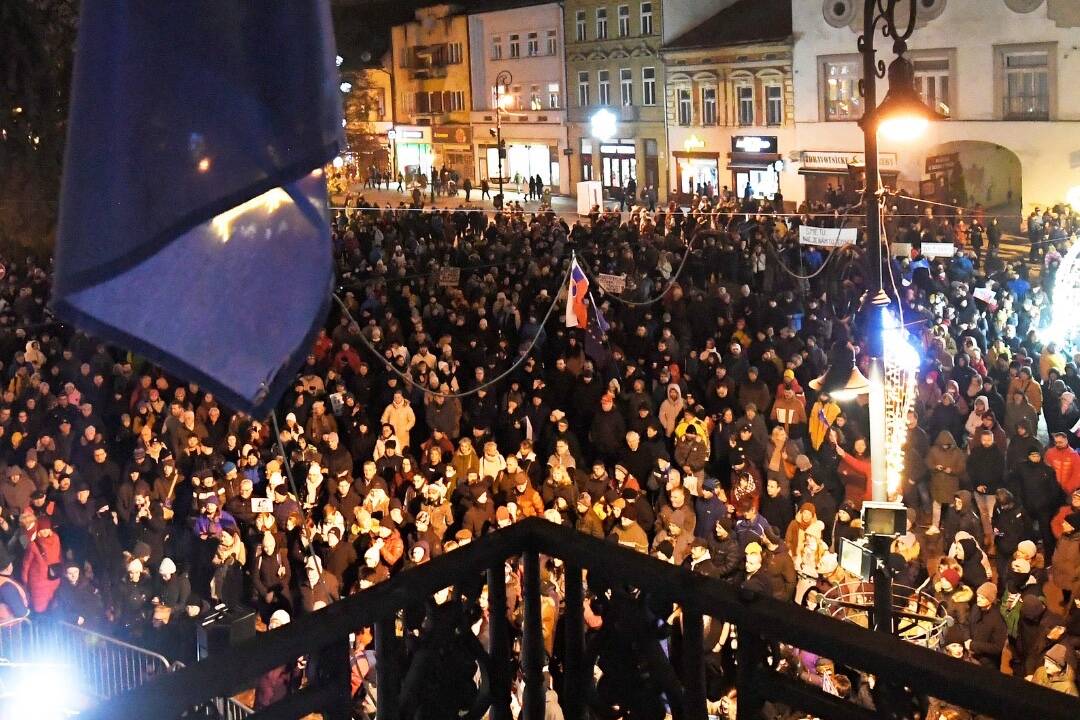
857, 0, 944, 502
387, 128, 397, 189
494, 70, 512, 207
855, 0, 944, 638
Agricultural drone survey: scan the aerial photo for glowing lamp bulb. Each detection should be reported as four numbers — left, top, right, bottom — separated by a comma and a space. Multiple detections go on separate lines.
332, 156, 344, 169
877, 115, 928, 142
590, 108, 617, 141
197, 157, 211, 173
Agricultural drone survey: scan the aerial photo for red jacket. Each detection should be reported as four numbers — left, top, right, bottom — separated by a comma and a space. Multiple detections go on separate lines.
21, 532, 61, 613
1044, 446, 1080, 495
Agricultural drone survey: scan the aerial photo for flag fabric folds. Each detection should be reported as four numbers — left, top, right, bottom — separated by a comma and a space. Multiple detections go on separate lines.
51, 2, 342, 416
583, 295, 611, 367
565, 260, 589, 328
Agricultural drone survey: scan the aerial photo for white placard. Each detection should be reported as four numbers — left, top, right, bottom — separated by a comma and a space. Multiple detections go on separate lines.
799, 225, 857, 247
891, 242, 912, 257
596, 273, 627, 294
921, 242, 956, 258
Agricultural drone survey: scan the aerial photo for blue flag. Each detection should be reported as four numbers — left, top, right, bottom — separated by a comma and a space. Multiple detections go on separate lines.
51, 2, 342, 416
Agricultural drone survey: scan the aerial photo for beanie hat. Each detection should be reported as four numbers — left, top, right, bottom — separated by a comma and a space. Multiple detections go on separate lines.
1016, 540, 1037, 560
744, 542, 763, 557
941, 568, 962, 588
1010, 558, 1031, 575
1045, 643, 1068, 668
159, 558, 177, 575
818, 553, 838, 575
977, 582, 998, 604
127, 558, 143, 574
269, 609, 291, 627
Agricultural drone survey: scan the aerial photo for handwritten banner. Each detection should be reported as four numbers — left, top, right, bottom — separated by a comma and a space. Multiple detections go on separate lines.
799, 225, 857, 247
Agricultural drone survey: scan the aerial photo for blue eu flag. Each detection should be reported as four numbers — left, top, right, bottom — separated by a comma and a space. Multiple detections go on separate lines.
51, 2, 342, 416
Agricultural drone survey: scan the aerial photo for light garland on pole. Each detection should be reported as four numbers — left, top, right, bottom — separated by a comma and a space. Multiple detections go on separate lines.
881, 309, 920, 498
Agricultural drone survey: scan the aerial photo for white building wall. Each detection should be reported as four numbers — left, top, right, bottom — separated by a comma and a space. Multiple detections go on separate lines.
790, 0, 1080, 211
467, 3, 570, 192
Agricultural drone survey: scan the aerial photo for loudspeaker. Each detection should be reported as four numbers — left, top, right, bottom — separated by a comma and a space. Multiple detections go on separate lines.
196, 604, 257, 661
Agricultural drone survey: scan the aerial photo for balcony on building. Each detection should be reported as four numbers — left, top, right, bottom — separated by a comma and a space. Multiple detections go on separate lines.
403, 44, 452, 79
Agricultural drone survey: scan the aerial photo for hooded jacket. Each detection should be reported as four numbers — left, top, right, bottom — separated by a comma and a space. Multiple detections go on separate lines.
657, 385, 684, 437
927, 431, 966, 505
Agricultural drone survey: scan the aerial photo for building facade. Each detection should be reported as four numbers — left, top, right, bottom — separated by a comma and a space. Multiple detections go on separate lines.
564, 0, 668, 202
661, 0, 794, 204
467, 2, 570, 193
791, 0, 1080, 213
390, 4, 474, 182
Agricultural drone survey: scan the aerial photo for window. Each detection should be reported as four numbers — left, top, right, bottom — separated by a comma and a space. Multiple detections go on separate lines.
509, 34, 520, 58
677, 87, 692, 126
430, 91, 444, 113
1002, 49, 1049, 120
914, 57, 950, 117
547, 29, 557, 56
765, 84, 784, 125
451, 91, 465, 111
701, 86, 717, 125
491, 36, 502, 60
640, 2, 653, 35
642, 67, 656, 106
578, 71, 590, 107
620, 68, 633, 106
737, 84, 754, 125
527, 32, 540, 57
576, 10, 586, 41
598, 70, 611, 105
530, 86, 542, 110
596, 8, 608, 39
618, 5, 630, 37
822, 58, 861, 121
548, 83, 560, 109
447, 43, 463, 64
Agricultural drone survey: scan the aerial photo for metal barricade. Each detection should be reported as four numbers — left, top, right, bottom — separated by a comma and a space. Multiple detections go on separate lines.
0, 617, 33, 662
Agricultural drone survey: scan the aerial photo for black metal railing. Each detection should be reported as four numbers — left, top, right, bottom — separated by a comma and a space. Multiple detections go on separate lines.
82, 518, 1080, 720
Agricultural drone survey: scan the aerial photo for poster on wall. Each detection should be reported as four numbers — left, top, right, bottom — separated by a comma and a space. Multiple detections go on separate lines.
798, 225, 857, 247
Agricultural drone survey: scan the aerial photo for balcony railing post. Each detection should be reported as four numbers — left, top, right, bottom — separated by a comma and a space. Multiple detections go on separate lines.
317, 635, 353, 720
487, 561, 513, 720
735, 626, 768, 720
681, 606, 707, 720
522, 551, 546, 720
562, 565, 585, 720
375, 617, 400, 720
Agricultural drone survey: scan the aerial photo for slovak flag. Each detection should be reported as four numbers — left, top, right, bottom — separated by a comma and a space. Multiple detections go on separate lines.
566, 260, 589, 328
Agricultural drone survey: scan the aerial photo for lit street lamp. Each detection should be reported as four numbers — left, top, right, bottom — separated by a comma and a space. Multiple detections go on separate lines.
813, 0, 943, 638
494, 70, 512, 207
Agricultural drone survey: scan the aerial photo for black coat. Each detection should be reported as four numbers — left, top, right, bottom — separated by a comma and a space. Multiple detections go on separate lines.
968, 604, 1006, 668
966, 444, 1005, 495
992, 499, 1033, 558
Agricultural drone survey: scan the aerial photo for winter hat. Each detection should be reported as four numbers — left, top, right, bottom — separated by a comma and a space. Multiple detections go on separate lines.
656, 539, 675, 558
223, 462, 237, 474
941, 568, 962, 588
1063, 511, 1080, 533
1010, 558, 1031, 575
818, 553, 839, 575
744, 542, 763, 557
127, 559, 144, 574
1017, 540, 1038, 559
159, 558, 177, 575
269, 609, 291, 628
976, 582, 998, 604
1045, 643, 1068, 669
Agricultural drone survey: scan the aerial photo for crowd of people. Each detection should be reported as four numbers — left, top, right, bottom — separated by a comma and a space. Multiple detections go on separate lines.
1, 190, 1079, 718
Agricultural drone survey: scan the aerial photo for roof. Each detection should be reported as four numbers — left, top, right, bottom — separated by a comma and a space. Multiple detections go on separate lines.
332, 0, 557, 70
663, 0, 793, 52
